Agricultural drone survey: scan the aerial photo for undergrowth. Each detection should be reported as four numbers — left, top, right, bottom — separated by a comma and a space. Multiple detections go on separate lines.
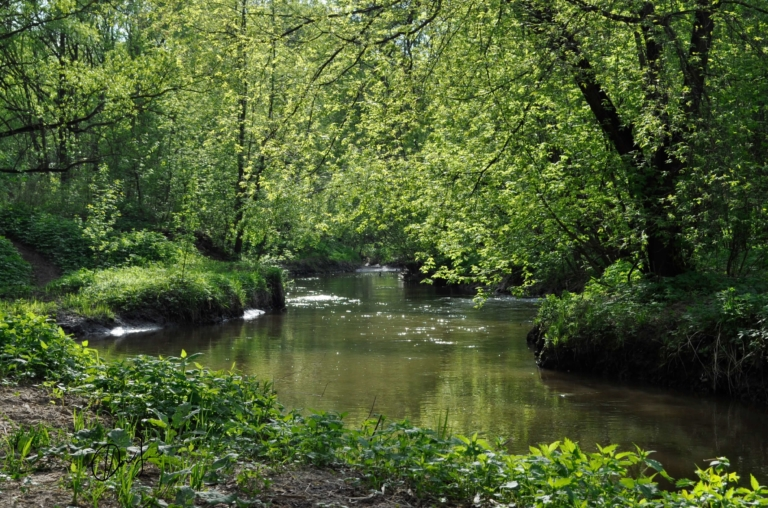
0, 236, 32, 297
0, 204, 285, 324
2, 311, 768, 506
0, 205, 180, 272
532, 261, 768, 401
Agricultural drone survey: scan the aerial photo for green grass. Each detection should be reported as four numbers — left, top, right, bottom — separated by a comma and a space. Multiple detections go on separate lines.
3, 310, 768, 507
48, 257, 283, 323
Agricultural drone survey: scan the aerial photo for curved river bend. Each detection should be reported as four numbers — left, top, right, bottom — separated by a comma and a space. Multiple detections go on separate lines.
92, 272, 768, 483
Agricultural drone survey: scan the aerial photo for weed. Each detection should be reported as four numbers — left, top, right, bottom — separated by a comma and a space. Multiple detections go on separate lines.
0, 311, 99, 383
236, 464, 272, 496
1, 424, 51, 479
66, 456, 88, 505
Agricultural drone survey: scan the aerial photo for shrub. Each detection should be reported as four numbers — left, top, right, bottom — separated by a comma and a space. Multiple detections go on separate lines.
532, 263, 768, 400
98, 230, 179, 267
0, 311, 97, 383
0, 236, 32, 297
0, 205, 183, 272
0, 205, 92, 272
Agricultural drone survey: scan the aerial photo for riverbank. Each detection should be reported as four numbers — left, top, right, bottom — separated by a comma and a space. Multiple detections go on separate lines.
528, 262, 768, 404
2, 310, 768, 507
0, 386, 414, 508
0, 259, 285, 337
0, 206, 286, 337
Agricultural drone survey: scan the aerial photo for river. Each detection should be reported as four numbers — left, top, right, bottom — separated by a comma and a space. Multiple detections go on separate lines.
91, 271, 768, 483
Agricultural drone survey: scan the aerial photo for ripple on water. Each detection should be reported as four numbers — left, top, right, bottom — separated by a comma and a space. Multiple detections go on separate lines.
110, 325, 162, 337
286, 294, 362, 307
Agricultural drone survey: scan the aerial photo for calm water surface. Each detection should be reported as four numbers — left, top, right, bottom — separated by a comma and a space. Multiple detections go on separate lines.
92, 272, 768, 482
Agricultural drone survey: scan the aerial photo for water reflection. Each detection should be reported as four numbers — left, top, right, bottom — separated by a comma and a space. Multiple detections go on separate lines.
91, 273, 768, 483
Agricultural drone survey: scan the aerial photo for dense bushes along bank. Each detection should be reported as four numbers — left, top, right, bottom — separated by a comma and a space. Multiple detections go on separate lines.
529, 262, 768, 404
2, 311, 768, 507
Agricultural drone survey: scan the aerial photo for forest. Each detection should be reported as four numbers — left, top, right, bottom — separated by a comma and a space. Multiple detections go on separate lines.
2, 0, 768, 505
1, 0, 764, 278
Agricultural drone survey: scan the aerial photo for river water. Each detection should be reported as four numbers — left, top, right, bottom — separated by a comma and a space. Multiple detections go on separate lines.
91, 271, 768, 483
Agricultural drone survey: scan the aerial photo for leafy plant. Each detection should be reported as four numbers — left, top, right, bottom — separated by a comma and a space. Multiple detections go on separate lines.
1, 424, 52, 479
0, 236, 32, 297
0, 311, 98, 383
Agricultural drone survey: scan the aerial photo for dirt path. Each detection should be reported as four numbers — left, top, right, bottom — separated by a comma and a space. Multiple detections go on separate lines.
9, 240, 61, 288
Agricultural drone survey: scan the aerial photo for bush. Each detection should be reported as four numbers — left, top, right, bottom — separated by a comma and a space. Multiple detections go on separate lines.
98, 230, 179, 267
0, 205, 182, 272
531, 262, 768, 401
0, 236, 32, 297
0, 205, 92, 272
0, 311, 97, 383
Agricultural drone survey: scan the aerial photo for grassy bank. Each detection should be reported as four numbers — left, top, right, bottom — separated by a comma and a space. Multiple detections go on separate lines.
2, 312, 768, 507
0, 259, 285, 336
0, 206, 285, 333
529, 262, 768, 403
51, 260, 284, 323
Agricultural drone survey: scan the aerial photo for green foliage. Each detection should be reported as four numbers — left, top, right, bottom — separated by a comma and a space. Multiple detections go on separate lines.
0, 236, 32, 297
295, 239, 362, 264
1, 424, 52, 480
535, 265, 768, 399
0, 300, 60, 324
85, 352, 280, 431
50, 258, 278, 323
0, 206, 93, 272
99, 230, 179, 268
0, 311, 98, 383
0, 205, 183, 273
83, 166, 124, 255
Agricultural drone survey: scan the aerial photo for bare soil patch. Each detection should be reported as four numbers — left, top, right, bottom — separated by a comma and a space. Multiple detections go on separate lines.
258, 467, 422, 508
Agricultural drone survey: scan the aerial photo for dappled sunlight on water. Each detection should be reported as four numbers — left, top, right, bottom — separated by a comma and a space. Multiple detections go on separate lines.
91, 272, 768, 483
